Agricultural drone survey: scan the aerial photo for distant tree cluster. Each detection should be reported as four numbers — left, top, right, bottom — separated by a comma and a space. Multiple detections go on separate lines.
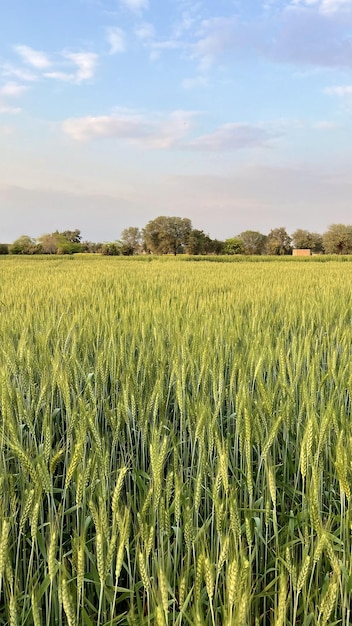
9, 230, 84, 255
121, 221, 352, 256
2, 221, 352, 256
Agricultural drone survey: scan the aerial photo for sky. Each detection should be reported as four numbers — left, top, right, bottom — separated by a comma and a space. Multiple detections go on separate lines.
1, 0, 352, 243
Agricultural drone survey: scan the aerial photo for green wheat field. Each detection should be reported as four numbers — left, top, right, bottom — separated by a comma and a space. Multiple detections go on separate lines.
1, 255, 352, 626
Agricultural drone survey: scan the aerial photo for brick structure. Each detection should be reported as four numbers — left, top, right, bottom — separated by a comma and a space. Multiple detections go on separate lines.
292, 249, 311, 256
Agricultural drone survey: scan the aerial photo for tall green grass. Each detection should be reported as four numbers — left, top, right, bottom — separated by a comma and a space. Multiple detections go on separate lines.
1, 256, 352, 625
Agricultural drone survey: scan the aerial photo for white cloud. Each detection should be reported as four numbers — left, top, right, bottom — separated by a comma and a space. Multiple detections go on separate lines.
7, 45, 97, 85
106, 27, 126, 54
155, 110, 197, 148
62, 109, 197, 147
62, 112, 279, 153
291, 0, 321, 5
0, 81, 27, 115
0, 82, 28, 97
14, 45, 51, 69
191, 17, 247, 72
174, 8, 352, 73
44, 71, 74, 82
134, 22, 155, 40
1, 64, 38, 82
150, 40, 184, 51
187, 123, 280, 152
313, 120, 337, 128
182, 75, 208, 89
0, 104, 21, 114
291, 0, 352, 13
325, 85, 352, 95
322, 0, 352, 11
267, 7, 352, 68
63, 113, 146, 141
120, 0, 149, 13
147, 38, 187, 62
65, 52, 98, 82
45, 52, 98, 84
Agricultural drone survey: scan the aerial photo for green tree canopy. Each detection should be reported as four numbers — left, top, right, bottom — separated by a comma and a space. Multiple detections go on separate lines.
292, 229, 323, 253
60, 229, 82, 243
81, 241, 103, 253
322, 224, 352, 254
10, 235, 38, 255
38, 230, 83, 254
224, 237, 245, 255
120, 227, 142, 255
143, 216, 192, 255
266, 227, 292, 255
101, 242, 122, 256
238, 231, 267, 255
184, 229, 212, 255
207, 239, 225, 255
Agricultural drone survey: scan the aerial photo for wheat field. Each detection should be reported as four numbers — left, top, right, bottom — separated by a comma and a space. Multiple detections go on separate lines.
1, 255, 352, 625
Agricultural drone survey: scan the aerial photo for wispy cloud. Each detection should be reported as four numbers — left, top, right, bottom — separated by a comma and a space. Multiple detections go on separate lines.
120, 0, 149, 13
63, 113, 146, 141
9, 44, 98, 85
175, 3, 203, 35
62, 109, 197, 147
62, 111, 280, 153
145, 37, 187, 63
187, 123, 280, 152
176, 8, 352, 73
106, 27, 126, 54
313, 120, 338, 128
134, 22, 155, 40
14, 45, 51, 69
291, 0, 352, 14
45, 52, 98, 84
0, 104, 21, 114
0, 79, 28, 115
267, 7, 352, 68
325, 85, 352, 95
65, 52, 98, 82
1, 63, 38, 82
191, 17, 247, 72
0, 82, 28, 97
182, 75, 209, 90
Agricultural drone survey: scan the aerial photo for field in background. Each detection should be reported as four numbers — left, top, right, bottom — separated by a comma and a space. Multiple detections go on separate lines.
1, 256, 352, 625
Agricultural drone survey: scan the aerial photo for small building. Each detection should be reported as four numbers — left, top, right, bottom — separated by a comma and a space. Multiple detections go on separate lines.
292, 248, 311, 256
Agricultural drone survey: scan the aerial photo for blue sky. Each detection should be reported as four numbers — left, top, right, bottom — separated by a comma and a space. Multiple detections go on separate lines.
1, 0, 352, 242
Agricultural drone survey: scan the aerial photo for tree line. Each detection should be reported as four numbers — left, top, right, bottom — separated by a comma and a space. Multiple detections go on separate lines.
1, 220, 352, 256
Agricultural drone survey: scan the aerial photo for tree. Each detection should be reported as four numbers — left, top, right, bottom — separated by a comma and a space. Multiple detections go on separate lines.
266, 227, 292, 255
292, 229, 323, 253
81, 240, 103, 253
120, 227, 142, 255
38, 233, 59, 254
10, 235, 38, 254
184, 229, 212, 255
238, 231, 267, 255
143, 216, 192, 255
60, 229, 82, 243
101, 242, 122, 256
56, 241, 82, 255
38, 230, 83, 254
0, 244, 9, 255
322, 224, 352, 255
208, 239, 225, 255
224, 237, 245, 255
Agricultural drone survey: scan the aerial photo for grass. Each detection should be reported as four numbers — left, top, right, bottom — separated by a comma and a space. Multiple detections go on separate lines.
0, 255, 352, 625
